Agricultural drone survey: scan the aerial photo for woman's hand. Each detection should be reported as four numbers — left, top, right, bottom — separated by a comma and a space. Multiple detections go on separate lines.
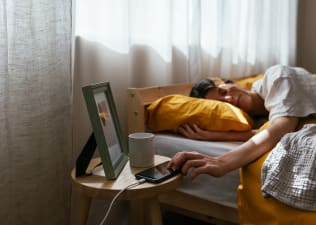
168, 151, 228, 178
178, 123, 256, 141
177, 124, 210, 140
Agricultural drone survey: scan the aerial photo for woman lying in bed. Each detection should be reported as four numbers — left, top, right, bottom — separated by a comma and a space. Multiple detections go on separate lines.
168, 64, 316, 178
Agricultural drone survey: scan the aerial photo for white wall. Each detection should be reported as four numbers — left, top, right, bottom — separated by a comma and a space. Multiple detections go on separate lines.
297, 0, 316, 72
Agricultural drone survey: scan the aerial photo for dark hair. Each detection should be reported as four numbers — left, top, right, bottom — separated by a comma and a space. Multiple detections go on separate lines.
190, 79, 216, 98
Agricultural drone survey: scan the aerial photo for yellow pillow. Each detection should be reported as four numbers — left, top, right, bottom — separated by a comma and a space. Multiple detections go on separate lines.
234, 73, 264, 90
147, 95, 253, 132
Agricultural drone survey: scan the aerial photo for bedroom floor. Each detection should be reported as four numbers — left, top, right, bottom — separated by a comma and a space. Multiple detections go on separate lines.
162, 210, 214, 225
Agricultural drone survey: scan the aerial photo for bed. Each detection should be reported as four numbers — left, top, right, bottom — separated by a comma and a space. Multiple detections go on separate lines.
127, 82, 240, 224
127, 78, 316, 225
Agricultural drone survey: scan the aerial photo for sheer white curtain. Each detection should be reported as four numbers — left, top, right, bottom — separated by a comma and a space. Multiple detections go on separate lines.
0, 1, 72, 225
75, 0, 298, 83
73, 0, 298, 144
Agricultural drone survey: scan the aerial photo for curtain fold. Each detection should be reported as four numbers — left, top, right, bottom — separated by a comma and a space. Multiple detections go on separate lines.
75, 0, 298, 83
0, 1, 72, 225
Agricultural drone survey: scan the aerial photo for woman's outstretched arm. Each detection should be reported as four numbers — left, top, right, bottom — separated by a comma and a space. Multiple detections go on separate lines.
178, 123, 257, 141
169, 116, 299, 178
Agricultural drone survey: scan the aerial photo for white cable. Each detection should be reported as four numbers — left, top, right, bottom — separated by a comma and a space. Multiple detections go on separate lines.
98, 178, 147, 225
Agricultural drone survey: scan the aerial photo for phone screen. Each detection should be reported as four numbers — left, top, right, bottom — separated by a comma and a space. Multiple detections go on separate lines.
135, 161, 180, 183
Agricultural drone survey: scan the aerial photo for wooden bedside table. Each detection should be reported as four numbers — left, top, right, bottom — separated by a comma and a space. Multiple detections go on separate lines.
71, 155, 182, 225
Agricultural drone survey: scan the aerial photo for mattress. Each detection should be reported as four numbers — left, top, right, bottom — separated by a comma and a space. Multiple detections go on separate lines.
154, 133, 243, 208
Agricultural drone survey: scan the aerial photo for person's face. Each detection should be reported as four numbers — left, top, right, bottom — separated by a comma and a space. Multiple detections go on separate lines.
204, 83, 266, 116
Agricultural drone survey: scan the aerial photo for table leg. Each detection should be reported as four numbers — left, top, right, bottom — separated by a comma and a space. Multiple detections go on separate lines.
145, 197, 163, 225
130, 199, 145, 225
76, 193, 92, 225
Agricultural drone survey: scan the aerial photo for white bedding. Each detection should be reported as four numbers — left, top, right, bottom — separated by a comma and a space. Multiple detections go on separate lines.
154, 133, 243, 208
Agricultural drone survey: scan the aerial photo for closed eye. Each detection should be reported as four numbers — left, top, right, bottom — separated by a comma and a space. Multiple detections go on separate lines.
218, 88, 227, 96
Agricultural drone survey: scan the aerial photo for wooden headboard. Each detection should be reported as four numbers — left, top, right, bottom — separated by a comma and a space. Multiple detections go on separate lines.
127, 83, 194, 134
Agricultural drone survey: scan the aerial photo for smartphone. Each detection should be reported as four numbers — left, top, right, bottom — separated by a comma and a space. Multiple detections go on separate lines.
135, 161, 181, 183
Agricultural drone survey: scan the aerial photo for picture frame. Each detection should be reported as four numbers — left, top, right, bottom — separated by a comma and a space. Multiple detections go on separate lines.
82, 82, 128, 179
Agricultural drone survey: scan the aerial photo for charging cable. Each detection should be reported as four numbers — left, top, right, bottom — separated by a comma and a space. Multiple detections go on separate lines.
98, 178, 147, 225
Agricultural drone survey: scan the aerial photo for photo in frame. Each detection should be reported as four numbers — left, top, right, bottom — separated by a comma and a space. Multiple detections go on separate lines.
82, 82, 128, 179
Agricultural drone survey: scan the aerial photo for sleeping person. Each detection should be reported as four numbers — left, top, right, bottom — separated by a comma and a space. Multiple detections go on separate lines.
168, 64, 316, 178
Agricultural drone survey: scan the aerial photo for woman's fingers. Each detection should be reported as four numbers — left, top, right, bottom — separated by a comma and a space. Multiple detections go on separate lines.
168, 151, 226, 178
178, 123, 204, 139
178, 124, 194, 137
181, 158, 206, 176
191, 123, 203, 132
168, 151, 203, 172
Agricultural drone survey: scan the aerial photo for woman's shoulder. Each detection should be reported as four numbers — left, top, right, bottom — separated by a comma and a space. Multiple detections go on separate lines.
251, 65, 313, 99
265, 65, 311, 79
